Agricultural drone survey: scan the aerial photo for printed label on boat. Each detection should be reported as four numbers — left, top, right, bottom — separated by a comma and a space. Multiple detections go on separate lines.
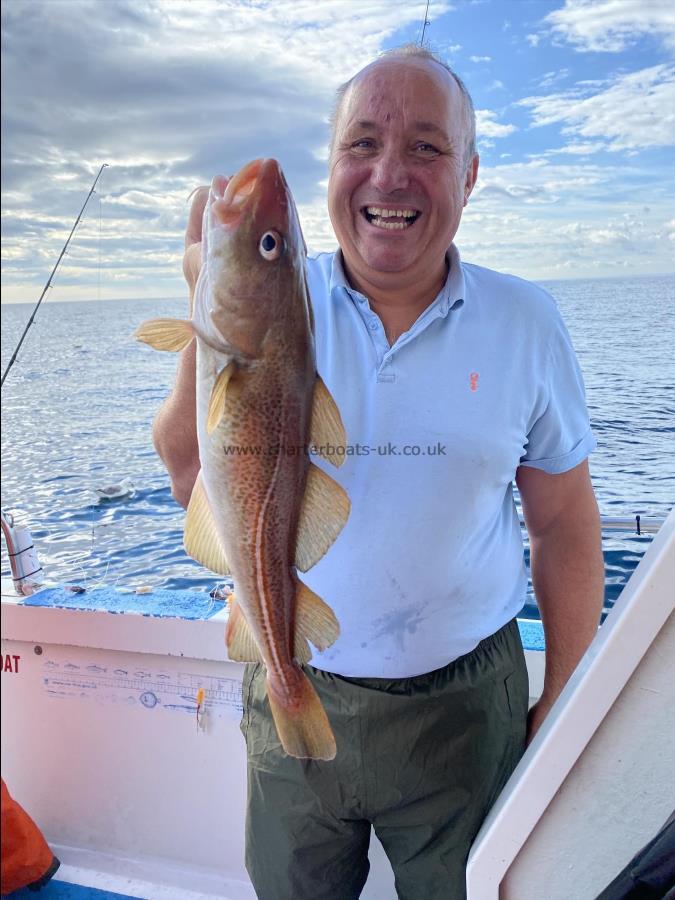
41, 657, 243, 718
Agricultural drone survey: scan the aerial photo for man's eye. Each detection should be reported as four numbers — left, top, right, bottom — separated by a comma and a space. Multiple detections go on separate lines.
415, 143, 439, 154
352, 139, 376, 151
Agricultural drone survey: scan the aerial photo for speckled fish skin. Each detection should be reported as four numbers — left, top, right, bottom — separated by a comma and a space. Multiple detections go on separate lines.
194, 159, 339, 758
198, 160, 311, 651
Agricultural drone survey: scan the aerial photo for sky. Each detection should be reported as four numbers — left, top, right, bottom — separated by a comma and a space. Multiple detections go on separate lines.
2, 0, 674, 303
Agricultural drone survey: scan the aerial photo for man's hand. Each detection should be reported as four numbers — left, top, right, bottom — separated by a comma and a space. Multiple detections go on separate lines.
183, 186, 209, 311
526, 695, 556, 744
151, 186, 211, 508
517, 460, 605, 746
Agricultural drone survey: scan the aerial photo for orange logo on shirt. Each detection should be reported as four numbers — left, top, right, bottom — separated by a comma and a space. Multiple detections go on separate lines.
469, 372, 479, 392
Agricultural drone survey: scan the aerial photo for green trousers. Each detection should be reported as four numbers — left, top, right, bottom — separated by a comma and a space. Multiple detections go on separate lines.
241, 618, 528, 900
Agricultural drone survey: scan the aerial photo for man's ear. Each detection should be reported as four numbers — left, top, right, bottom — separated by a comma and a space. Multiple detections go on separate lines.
463, 154, 479, 206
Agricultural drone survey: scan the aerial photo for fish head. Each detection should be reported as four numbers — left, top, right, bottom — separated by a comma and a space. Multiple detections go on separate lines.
194, 158, 310, 358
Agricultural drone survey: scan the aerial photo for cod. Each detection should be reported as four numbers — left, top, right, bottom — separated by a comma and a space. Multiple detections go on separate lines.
136, 159, 349, 760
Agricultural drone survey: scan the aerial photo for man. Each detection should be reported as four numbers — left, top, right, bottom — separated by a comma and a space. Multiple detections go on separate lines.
153, 45, 604, 900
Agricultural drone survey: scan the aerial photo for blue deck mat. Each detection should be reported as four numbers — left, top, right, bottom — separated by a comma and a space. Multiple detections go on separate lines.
6, 882, 138, 900
19, 585, 544, 647
518, 618, 545, 651
21, 585, 224, 620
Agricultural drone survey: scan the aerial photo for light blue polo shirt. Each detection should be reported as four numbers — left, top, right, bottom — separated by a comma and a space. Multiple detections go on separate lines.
302, 244, 596, 678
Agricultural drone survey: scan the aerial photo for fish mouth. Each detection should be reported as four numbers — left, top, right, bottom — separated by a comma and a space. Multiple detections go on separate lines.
212, 159, 283, 227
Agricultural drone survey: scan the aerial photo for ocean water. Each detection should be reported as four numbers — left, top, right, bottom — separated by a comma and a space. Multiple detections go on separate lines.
1, 274, 673, 619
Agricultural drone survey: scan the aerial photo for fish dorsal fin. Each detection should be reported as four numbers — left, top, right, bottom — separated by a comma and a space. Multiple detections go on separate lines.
207, 360, 236, 434
225, 600, 263, 662
310, 376, 347, 468
295, 464, 350, 572
135, 318, 194, 352
295, 579, 340, 651
184, 473, 230, 575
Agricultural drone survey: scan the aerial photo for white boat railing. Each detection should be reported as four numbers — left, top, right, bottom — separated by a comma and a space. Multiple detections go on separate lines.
466, 507, 675, 900
521, 514, 665, 535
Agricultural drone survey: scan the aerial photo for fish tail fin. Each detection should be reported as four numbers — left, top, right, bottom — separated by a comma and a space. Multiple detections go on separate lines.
267, 673, 336, 761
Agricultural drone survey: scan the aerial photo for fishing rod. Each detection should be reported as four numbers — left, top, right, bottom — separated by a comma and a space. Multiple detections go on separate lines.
419, 0, 431, 46
1, 163, 109, 388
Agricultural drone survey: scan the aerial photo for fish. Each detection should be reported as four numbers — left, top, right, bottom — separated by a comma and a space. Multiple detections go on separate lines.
135, 158, 350, 760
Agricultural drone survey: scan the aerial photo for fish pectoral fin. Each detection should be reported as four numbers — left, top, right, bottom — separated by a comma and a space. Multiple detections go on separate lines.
296, 579, 340, 651
184, 473, 231, 575
310, 376, 347, 468
225, 600, 263, 662
134, 318, 195, 352
295, 464, 350, 572
207, 360, 237, 434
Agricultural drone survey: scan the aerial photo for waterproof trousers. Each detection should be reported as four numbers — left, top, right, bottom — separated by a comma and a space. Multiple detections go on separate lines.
241, 618, 529, 900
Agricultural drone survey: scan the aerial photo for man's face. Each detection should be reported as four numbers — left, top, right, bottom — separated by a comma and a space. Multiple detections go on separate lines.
328, 59, 478, 286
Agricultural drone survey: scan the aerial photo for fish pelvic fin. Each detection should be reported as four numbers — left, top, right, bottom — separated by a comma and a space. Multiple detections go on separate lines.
267, 673, 336, 761
184, 473, 231, 575
134, 318, 195, 352
295, 464, 350, 572
296, 579, 340, 652
207, 360, 237, 434
225, 600, 263, 662
310, 376, 347, 468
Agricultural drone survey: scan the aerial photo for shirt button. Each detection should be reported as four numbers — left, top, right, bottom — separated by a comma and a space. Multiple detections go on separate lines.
369, 321, 377, 331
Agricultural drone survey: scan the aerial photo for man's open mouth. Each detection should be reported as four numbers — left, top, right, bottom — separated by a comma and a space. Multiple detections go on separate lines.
362, 206, 421, 231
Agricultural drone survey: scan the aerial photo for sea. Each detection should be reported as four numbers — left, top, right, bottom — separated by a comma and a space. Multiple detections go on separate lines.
1, 274, 673, 620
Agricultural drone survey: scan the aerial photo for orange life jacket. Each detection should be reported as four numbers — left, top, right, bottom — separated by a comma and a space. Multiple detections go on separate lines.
1, 779, 59, 895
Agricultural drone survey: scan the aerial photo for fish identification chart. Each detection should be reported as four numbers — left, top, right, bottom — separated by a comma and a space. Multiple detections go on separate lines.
41, 651, 243, 720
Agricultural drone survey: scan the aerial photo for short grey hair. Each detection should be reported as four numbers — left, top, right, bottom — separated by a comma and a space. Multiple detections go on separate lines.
329, 44, 477, 168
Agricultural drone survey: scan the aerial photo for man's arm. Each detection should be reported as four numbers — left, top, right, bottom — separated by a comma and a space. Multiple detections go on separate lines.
516, 459, 604, 742
152, 188, 209, 508
152, 339, 200, 508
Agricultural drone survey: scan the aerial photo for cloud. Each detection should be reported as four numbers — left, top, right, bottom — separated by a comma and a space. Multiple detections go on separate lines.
469, 55, 491, 63
525, 34, 540, 48
544, 0, 675, 53
546, 141, 608, 156
519, 65, 675, 151
538, 69, 570, 89
1, 0, 446, 301
475, 109, 517, 139
461, 165, 673, 277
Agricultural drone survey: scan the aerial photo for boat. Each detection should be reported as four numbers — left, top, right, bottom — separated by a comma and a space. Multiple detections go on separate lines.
1, 509, 673, 899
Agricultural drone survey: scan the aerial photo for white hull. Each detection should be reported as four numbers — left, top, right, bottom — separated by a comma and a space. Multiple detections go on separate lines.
1, 509, 672, 898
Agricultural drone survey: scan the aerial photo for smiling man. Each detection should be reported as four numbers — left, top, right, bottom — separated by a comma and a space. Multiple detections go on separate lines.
327, 53, 478, 346
153, 45, 604, 900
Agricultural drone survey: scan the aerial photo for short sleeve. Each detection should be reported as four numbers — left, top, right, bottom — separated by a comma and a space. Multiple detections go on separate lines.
520, 312, 596, 474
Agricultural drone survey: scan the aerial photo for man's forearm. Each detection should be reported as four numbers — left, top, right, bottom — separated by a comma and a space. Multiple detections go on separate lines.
152, 340, 200, 508
530, 510, 605, 702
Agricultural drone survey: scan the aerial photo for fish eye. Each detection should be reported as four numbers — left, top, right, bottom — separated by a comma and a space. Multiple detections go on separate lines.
259, 230, 285, 261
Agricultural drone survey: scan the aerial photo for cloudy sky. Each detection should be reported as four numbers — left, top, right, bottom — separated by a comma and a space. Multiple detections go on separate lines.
2, 0, 674, 303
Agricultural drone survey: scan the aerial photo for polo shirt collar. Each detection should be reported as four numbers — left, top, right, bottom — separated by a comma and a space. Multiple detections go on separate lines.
329, 243, 466, 319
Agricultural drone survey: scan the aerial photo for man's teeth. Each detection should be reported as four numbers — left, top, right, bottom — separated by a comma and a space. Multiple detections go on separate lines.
365, 207, 419, 230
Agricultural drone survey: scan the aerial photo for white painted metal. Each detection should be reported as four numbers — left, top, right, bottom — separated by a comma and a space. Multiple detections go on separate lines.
466, 507, 675, 900
502, 611, 674, 900
0, 580, 543, 898
0, 508, 44, 594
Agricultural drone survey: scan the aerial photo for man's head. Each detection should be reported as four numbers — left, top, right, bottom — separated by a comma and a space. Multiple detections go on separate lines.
327, 46, 479, 294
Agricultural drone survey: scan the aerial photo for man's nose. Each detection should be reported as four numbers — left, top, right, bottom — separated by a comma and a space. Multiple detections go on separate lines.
370, 146, 409, 193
